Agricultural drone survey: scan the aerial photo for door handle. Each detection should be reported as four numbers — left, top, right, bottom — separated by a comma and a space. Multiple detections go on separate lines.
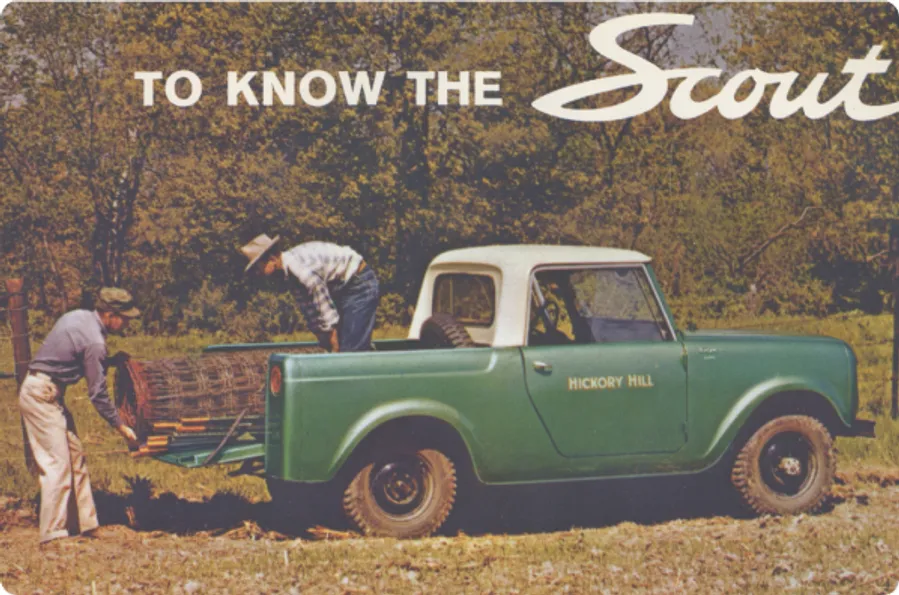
533, 361, 553, 373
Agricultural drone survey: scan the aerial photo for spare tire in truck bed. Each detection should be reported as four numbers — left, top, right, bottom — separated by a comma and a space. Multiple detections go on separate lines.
419, 314, 477, 348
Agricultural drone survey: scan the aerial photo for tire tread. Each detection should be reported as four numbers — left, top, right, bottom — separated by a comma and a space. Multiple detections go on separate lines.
420, 314, 476, 348
731, 415, 834, 515
343, 448, 457, 538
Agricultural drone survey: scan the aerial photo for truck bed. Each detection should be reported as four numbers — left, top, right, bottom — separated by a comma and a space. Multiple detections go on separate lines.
152, 339, 447, 468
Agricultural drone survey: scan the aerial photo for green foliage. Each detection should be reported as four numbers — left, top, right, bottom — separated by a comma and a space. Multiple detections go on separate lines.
181, 282, 239, 335
376, 292, 412, 328
0, 3, 896, 328
231, 291, 307, 342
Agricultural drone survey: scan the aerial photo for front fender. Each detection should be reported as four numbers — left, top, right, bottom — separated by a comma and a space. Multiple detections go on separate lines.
704, 376, 851, 461
326, 399, 479, 480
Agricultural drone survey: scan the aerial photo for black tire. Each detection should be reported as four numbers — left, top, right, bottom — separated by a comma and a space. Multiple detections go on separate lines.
730, 415, 835, 515
343, 447, 457, 538
420, 314, 476, 348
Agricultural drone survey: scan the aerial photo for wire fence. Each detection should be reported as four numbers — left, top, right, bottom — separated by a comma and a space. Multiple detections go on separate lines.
2, 280, 39, 385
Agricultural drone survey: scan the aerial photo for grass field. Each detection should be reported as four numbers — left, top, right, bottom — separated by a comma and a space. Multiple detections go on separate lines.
1, 314, 898, 593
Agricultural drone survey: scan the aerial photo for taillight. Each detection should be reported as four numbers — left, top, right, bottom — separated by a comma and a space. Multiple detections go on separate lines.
269, 366, 282, 396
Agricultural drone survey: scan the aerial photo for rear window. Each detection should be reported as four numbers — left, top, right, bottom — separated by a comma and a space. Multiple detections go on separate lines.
433, 274, 495, 327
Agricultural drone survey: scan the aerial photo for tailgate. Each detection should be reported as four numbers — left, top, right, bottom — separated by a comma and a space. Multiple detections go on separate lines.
153, 442, 265, 468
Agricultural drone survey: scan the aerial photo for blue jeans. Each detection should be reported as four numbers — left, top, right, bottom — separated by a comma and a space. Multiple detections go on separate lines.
335, 267, 379, 352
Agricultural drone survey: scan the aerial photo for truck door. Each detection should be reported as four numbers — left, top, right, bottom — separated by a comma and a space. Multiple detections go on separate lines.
521, 266, 687, 457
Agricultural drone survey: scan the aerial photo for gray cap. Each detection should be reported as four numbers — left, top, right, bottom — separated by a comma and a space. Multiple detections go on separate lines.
96, 287, 141, 318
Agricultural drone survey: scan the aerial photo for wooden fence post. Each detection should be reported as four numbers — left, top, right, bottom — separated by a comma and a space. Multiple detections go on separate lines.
5, 279, 37, 474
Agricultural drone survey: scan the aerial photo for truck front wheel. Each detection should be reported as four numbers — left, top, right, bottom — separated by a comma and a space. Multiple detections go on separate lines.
730, 415, 835, 515
343, 447, 456, 538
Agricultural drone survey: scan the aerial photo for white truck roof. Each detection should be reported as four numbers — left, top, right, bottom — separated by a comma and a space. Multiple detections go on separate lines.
410, 245, 653, 347
431, 245, 651, 270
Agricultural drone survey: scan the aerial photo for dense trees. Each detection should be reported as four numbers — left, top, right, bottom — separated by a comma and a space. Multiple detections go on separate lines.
1, 3, 896, 337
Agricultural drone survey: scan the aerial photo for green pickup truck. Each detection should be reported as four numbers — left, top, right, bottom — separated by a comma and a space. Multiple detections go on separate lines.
210, 245, 873, 538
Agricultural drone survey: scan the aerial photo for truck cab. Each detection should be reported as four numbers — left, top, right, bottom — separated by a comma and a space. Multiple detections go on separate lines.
409, 245, 671, 348
408, 246, 688, 457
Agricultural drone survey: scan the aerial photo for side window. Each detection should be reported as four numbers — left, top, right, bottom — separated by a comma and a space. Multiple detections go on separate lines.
433, 274, 495, 327
529, 267, 670, 345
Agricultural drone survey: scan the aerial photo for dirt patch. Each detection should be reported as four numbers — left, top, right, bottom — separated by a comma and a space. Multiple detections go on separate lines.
836, 467, 899, 488
0, 496, 36, 531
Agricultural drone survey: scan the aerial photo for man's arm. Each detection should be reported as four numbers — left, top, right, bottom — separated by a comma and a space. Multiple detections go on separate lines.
83, 343, 137, 444
288, 265, 341, 348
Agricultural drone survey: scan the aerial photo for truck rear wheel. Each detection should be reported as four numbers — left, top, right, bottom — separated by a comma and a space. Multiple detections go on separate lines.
343, 447, 456, 538
731, 415, 834, 515
420, 314, 476, 348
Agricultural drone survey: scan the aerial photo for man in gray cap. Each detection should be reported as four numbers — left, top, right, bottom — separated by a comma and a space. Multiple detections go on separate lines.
240, 234, 379, 352
19, 287, 140, 545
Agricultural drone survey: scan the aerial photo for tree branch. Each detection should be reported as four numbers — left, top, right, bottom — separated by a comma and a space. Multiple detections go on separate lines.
866, 249, 888, 263
739, 206, 821, 270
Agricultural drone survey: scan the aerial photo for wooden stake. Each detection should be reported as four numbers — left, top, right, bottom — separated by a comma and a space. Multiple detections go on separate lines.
6, 279, 37, 475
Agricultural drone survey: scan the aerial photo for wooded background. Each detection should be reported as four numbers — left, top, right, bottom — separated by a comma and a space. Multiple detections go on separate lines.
1, 3, 896, 339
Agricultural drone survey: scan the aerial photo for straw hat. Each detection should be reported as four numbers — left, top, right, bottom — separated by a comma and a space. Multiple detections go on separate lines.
240, 234, 281, 273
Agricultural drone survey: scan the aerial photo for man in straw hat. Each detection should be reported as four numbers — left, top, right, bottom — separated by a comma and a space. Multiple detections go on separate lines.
19, 287, 140, 546
241, 235, 379, 353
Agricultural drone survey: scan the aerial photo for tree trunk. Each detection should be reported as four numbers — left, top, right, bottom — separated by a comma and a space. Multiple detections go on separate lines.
91, 156, 145, 287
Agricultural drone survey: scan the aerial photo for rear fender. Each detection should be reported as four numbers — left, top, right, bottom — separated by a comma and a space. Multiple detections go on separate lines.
326, 399, 479, 480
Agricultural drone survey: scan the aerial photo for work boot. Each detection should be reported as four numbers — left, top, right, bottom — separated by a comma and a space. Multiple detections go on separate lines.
39, 536, 78, 551
80, 526, 111, 539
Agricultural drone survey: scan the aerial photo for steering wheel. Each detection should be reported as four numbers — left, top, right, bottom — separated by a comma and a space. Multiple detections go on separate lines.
529, 300, 573, 346
540, 301, 560, 331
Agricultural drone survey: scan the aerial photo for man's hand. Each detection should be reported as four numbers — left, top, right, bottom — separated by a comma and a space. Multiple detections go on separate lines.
316, 329, 339, 353
107, 351, 130, 368
329, 329, 339, 353
117, 424, 138, 447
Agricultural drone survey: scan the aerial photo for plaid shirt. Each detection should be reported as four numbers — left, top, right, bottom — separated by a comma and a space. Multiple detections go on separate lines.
281, 242, 364, 332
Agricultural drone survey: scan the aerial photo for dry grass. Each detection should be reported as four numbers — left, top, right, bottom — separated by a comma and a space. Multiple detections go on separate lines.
1, 479, 898, 593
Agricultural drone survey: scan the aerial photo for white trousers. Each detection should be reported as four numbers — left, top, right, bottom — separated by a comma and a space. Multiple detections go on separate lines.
18, 372, 99, 542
